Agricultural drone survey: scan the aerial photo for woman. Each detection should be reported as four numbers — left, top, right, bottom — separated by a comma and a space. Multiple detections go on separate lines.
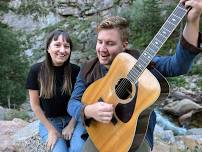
26, 29, 86, 152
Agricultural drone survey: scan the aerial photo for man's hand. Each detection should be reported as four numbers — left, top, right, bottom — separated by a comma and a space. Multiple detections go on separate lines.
181, 0, 202, 47
84, 102, 114, 123
181, 0, 202, 22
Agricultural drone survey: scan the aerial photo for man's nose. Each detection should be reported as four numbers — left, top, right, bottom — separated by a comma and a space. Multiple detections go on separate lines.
100, 44, 107, 52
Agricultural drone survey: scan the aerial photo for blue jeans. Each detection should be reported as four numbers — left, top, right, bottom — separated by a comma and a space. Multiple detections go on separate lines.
39, 116, 86, 152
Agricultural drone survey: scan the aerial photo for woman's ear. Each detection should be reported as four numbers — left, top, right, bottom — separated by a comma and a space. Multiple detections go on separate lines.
47, 47, 50, 53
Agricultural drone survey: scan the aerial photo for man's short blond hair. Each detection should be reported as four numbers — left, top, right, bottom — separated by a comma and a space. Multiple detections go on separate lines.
96, 16, 129, 42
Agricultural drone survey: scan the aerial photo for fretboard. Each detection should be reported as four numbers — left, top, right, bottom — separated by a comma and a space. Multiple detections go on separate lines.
128, 2, 188, 82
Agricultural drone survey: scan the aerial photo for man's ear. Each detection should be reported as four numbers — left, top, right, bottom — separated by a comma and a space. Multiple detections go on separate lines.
123, 41, 128, 49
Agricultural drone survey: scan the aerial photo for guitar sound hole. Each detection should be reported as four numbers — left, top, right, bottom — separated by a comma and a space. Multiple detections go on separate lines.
115, 78, 132, 100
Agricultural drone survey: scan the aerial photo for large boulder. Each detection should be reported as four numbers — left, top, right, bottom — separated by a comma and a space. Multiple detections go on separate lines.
13, 120, 46, 152
0, 118, 28, 152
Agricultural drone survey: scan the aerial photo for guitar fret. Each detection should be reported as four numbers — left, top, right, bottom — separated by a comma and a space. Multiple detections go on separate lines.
151, 38, 163, 49
148, 43, 159, 55
138, 57, 149, 67
178, 2, 186, 10
167, 19, 176, 27
144, 48, 154, 57
142, 52, 152, 62
159, 27, 171, 39
164, 21, 176, 32
175, 5, 187, 16
128, 67, 139, 81
155, 34, 166, 43
135, 63, 143, 73
131, 70, 139, 79
167, 14, 181, 25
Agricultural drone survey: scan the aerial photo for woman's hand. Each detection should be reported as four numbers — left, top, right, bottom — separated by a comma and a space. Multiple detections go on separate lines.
62, 118, 76, 140
47, 127, 61, 151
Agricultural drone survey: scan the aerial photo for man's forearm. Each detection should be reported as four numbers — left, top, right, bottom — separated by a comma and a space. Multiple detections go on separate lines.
183, 19, 200, 47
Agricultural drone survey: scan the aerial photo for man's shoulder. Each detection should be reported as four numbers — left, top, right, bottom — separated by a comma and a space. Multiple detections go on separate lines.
82, 57, 98, 66
125, 49, 140, 59
80, 57, 100, 83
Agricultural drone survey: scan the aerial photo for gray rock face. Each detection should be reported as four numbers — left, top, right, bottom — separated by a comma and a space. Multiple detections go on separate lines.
2, 11, 63, 32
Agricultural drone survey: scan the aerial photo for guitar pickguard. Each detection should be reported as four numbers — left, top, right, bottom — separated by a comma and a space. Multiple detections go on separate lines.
115, 82, 138, 123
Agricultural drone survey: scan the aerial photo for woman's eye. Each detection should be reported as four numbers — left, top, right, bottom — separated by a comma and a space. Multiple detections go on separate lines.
54, 44, 60, 47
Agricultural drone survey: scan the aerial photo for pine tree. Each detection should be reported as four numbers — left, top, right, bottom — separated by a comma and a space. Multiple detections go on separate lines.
128, 0, 163, 50
0, 22, 29, 108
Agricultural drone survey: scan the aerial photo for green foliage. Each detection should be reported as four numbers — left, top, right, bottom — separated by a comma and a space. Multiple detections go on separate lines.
188, 64, 202, 76
0, 1, 10, 13
4, 109, 30, 121
121, 0, 182, 55
126, 0, 163, 50
196, 79, 202, 91
167, 76, 187, 88
0, 23, 29, 108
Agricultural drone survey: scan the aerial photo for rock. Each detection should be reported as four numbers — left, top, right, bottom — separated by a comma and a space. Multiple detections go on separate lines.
153, 141, 172, 152
176, 135, 202, 151
13, 120, 46, 152
155, 129, 176, 143
188, 110, 202, 128
162, 99, 202, 116
0, 118, 28, 151
178, 110, 193, 127
187, 128, 202, 135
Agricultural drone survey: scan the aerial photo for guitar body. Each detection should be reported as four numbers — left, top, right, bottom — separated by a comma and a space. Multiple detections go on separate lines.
82, 52, 161, 152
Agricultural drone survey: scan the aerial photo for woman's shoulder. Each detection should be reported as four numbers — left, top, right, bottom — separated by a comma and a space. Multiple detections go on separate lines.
70, 63, 80, 76
29, 62, 43, 73
70, 63, 80, 71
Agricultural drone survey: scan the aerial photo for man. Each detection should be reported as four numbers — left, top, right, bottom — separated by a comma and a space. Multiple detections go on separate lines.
68, 0, 202, 151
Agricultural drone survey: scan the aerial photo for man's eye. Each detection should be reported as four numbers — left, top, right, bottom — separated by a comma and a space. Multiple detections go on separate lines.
65, 45, 70, 48
97, 40, 102, 44
107, 42, 114, 45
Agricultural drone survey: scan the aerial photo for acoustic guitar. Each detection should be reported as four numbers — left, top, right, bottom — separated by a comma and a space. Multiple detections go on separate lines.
82, 2, 189, 152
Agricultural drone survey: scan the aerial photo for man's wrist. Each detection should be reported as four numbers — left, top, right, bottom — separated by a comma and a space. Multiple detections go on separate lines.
181, 32, 202, 54
84, 105, 91, 119
81, 105, 93, 127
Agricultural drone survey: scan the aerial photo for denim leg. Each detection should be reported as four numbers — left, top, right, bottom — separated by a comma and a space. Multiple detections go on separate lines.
39, 118, 69, 152
69, 121, 86, 152
83, 138, 98, 152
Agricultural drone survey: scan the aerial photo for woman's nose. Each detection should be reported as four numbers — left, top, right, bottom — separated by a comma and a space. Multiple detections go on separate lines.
59, 46, 66, 52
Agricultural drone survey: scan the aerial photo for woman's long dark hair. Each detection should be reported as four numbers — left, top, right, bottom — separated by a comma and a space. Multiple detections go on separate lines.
39, 29, 73, 98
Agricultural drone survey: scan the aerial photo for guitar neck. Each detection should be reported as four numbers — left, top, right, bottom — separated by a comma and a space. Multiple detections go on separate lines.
128, 2, 188, 82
